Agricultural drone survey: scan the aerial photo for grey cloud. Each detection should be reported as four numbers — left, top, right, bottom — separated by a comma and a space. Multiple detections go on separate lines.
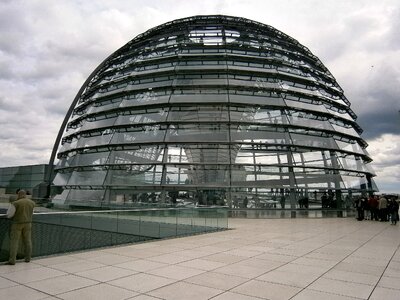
0, 59, 14, 79
353, 63, 400, 139
0, 2, 33, 55
0, 96, 19, 112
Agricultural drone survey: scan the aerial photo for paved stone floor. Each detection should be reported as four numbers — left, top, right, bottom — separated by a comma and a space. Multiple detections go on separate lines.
1, 218, 400, 300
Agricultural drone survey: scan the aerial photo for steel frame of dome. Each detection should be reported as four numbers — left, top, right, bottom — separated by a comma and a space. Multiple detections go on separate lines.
49, 15, 377, 209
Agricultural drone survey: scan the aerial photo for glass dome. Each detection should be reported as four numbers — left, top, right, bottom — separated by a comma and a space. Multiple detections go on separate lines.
50, 15, 377, 208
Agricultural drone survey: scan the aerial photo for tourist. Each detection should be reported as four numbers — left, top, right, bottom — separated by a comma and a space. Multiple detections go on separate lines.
388, 198, 399, 225
355, 197, 366, 221
6, 190, 35, 265
368, 195, 379, 221
378, 196, 388, 222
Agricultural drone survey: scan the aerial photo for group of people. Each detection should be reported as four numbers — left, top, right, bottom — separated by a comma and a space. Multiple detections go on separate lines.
355, 195, 399, 225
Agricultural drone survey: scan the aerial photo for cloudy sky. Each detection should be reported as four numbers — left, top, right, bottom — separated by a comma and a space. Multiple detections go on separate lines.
0, 0, 399, 193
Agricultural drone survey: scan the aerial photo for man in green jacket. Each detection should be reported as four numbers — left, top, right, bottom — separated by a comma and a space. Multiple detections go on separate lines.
6, 189, 35, 265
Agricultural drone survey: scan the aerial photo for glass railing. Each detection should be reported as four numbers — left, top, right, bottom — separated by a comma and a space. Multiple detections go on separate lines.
0, 207, 228, 262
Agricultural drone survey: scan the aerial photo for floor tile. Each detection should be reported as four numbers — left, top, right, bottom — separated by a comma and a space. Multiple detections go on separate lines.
184, 271, 248, 290
0, 262, 41, 274
2, 266, 66, 284
383, 267, 400, 280
276, 263, 327, 276
222, 248, 262, 258
0, 276, 19, 289
268, 247, 311, 257
194, 245, 227, 255
304, 251, 348, 261
147, 253, 192, 264
148, 281, 223, 300
255, 252, 297, 263
130, 295, 161, 300
235, 257, 285, 270
213, 262, 269, 279
323, 269, 380, 285
292, 288, 367, 300
232, 279, 301, 299
51, 260, 106, 273
173, 249, 210, 259
115, 259, 168, 272
105, 247, 162, 259
240, 245, 276, 253
342, 256, 389, 267
292, 256, 337, 268
378, 276, 400, 290
109, 273, 175, 293
76, 265, 138, 282
86, 253, 134, 265
257, 269, 320, 287
26, 274, 97, 295
369, 286, 400, 300
0, 285, 49, 300
33, 255, 78, 266
177, 258, 226, 270
334, 262, 386, 276
203, 252, 246, 264
58, 283, 138, 300
387, 260, 400, 271
308, 277, 374, 299
210, 291, 261, 300
147, 264, 205, 280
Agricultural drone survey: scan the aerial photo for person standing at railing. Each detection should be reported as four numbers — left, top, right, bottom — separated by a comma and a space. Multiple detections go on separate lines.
6, 190, 35, 265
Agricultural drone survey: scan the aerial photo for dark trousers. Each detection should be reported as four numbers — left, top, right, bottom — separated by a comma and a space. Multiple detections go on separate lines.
380, 208, 388, 221
357, 208, 364, 220
370, 208, 379, 220
390, 212, 398, 224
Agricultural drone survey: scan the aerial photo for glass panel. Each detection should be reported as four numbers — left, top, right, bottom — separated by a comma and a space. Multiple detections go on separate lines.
331, 124, 360, 138
292, 151, 326, 168
53, 172, 72, 186
110, 128, 166, 144
336, 141, 364, 155
120, 94, 171, 107
109, 147, 164, 165
230, 128, 286, 143
114, 111, 168, 125
327, 109, 354, 121
165, 124, 229, 143
80, 118, 116, 132
70, 152, 110, 167
340, 174, 368, 189
170, 94, 229, 104
166, 165, 229, 186
229, 94, 285, 106
105, 166, 162, 185
67, 170, 107, 186
168, 106, 229, 122
76, 134, 113, 148
288, 115, 334, 131
290, 134, 338, 149
234, 149, 288, 165
284, 99, 329, 114
86, 98, 123, 114
66, 189, 105, 202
